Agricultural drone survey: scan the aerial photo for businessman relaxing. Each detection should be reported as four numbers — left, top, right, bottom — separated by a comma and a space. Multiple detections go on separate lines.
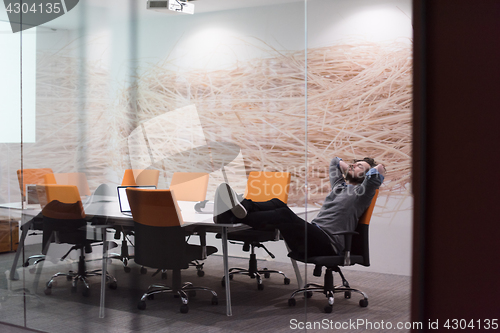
213, 157, 385, 257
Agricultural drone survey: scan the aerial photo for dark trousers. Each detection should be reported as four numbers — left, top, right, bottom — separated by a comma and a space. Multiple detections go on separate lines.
239, 198, 336, 257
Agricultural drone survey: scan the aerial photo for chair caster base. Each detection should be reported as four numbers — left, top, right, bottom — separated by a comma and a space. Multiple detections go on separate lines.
138, 301, 146, 310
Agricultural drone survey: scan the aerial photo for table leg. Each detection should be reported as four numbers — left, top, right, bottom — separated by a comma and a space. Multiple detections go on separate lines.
99, 227, 108, 318
221, 226, 232, 316
9, 218, 32, 281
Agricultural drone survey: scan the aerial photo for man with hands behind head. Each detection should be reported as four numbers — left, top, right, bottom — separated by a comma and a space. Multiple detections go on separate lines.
214, 157, 385, 257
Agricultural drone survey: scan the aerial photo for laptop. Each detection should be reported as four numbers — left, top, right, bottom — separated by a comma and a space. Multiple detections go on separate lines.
26, 184, 40, 204
117, 185, 156, 216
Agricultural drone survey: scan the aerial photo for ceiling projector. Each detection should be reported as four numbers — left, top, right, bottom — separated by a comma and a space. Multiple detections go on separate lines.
147, 0, 195, 14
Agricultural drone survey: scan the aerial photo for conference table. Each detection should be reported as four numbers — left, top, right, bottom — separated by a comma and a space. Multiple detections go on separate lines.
85, 195, 250, 318
2, 194, 317, 318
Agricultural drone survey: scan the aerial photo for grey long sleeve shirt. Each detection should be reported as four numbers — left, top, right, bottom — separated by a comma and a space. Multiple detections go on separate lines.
311, 157, 383, 254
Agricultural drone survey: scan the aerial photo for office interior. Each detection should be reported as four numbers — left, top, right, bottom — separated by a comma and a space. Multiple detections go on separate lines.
0, 0, 416, 332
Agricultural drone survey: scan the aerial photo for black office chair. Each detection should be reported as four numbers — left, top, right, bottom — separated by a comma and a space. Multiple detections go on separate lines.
113, 170, 160, 273
38, 185, 117, 297
21, 213, 45, 273
287, 189, 378, 313
126, 188, 218, 313
217, 172, 291, 290
169, 172, 211, 278
17, 168, 54, 271
88, 183, 137, 274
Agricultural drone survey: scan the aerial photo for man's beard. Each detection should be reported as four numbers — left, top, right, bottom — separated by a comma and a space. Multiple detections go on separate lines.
345, 172, 364, 184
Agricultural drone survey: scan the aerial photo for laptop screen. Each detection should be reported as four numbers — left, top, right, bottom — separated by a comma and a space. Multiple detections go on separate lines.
117, 185, 156, 214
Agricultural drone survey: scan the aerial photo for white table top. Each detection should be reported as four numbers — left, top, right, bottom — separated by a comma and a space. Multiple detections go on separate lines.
0, 196, 319, 226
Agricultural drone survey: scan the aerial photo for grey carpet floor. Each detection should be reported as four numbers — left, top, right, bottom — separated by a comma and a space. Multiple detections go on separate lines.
1, 245, 410, 333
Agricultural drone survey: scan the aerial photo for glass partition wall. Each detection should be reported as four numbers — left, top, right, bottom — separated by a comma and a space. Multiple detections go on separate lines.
1, 0, 412, 331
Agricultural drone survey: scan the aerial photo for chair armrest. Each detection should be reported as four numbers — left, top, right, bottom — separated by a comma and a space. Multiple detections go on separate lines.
328, 230, 358, 236
327, 230, 358, 266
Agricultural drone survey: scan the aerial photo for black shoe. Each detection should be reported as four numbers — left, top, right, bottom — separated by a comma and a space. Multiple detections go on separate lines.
213, 183, 247, 223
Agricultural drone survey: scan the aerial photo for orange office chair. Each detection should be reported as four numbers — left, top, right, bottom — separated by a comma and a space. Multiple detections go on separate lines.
111, 169, 160, 272
37, 184, 117, 297
169, 172, 210, 277
16, 168, 53, 270
169, 172, 209, 202
126, 188, 218, 313
121, 169, 160, 187
17, 168, 54, 201
43, 172, 91, 197
219, 172, 292, 290
287, 189, 379, 313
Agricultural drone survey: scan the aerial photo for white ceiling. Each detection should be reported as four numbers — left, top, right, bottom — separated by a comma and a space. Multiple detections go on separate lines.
0, 0, 305, 31
145, 0, 303, 13
78, 0, 304, 18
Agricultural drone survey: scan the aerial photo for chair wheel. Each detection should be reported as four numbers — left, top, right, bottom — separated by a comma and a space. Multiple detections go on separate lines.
140, 267, 147, 274
180, 304, 189, 313
344, 291, 351, 299
188, 290, 196, 298
305, 291, 313, 298
197, 270, 205, 277
147, 294, 154, 300
161, 272, 167, 280
124, 266, 131, 273
284, 278, 290, 285
324, 305, 333, 313
359, 299, 368, 307
221, 278, 225, 287
137, 301, 146, 310
257, 283, 264, 291
23, 261, 30, 267
288, 298, 296, 307
67, 275, 73, 281
82, 288, 90, 297
211, 296, 218, 305
44, 288, 52, 295
263, 268, 270, 279
108, 281, 117, 290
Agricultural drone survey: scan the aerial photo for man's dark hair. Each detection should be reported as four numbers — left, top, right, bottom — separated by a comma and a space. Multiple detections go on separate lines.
353, 157, 377, 169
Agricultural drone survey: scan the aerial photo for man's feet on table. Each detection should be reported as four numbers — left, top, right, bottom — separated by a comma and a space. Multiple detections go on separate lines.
213, 183, 247, 224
